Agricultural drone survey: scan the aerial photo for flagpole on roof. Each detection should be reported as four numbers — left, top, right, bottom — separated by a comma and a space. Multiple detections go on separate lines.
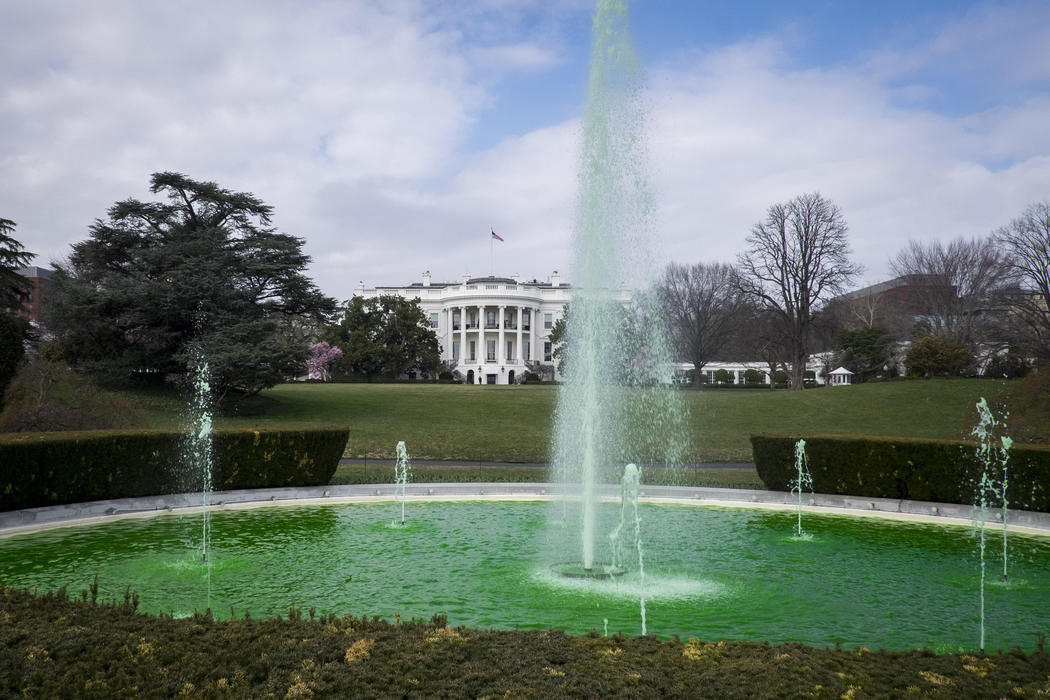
490, 229, 493, 276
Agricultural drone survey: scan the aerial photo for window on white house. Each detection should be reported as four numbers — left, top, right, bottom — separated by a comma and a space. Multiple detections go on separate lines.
430, 313, 439, 329
452, 340, 460, 360
544, 342, 552, 362
469, 341, 476, 361
544, 313, 553, 329
486, 339, 496, 361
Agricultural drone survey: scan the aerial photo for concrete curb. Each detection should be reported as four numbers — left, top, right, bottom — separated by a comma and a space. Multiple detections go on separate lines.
2, 483, 1048, 537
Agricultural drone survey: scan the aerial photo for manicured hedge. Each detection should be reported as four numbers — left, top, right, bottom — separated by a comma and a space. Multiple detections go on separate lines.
751, 433, 1050, 511
0, 427, 349, 511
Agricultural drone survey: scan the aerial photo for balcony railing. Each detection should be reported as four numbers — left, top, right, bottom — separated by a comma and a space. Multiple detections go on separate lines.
503, 322, 517, 329
485, 323, 498, 329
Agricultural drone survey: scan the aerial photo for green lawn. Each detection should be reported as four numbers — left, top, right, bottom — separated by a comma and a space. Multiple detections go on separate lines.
198, 378, 1016, 462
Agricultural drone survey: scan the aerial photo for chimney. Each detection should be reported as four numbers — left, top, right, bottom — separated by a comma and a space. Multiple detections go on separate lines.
462, 273, 470, 284
423, 270, 431, 287
511, 273, 520, 284
551, 270, 561, 287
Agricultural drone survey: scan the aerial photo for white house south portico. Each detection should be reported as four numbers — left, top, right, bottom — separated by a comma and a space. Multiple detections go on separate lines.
353, 272, 571, 385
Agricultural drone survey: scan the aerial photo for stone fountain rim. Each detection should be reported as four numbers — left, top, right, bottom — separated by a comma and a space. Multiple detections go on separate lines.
2, 483, 1049, 538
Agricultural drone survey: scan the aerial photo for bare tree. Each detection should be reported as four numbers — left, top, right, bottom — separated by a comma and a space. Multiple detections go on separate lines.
727, 304, 793, 390
889, 236, 1013, 357
658, 262, 747, 386
737, 193, 863, 389
994, 201, 1050, 360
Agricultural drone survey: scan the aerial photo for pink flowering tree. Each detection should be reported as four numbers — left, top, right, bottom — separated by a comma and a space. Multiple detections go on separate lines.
306, 341, 343, 381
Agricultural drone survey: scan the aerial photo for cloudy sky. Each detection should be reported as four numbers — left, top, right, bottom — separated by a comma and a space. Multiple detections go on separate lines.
3, 0, 1049, 301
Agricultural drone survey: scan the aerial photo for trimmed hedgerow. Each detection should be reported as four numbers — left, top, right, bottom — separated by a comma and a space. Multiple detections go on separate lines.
1, 585, 1048, 697
751, 433, 1050, 511
0, 427, 348, 511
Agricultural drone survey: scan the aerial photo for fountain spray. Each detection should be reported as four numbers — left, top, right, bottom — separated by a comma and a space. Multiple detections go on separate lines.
971, 396, 1012, 650
609, 463, 646, 634
789, 439, 814, 539
184, 344, 214, 608
550, 0, 685, 578
394, 441, 411, 526
187, 346, 214, 563
972, 398, 1012, 581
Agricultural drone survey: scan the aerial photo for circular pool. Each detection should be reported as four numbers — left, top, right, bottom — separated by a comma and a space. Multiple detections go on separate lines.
2, 500, 1048, 651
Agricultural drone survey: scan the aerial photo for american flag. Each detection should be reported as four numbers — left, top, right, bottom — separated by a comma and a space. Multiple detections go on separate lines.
491, 230, 504, 242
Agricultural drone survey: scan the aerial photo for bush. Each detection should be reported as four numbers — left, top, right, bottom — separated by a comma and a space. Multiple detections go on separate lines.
983, 351, 1031, 379
1001, 366, 1050, 444
0, 313, 27, 407
0, 360, 144, 432
0, 427, 349, 511
751, 433, 1050, 511
437, 371, 454, 381
743, 369, 764, 384
774, 370, 789, 383
713, 369, 733, 385
905, 336, 974, 377
3, 586, 1050, 697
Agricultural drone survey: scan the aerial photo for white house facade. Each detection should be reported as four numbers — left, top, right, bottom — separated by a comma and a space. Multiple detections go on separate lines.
353, 271, 573, 385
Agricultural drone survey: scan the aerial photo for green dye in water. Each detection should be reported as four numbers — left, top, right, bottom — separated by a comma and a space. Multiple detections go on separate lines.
1, 501, 1048, 651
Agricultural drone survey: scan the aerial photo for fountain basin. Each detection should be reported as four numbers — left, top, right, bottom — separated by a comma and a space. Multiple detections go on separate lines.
2, 489, 1049, 651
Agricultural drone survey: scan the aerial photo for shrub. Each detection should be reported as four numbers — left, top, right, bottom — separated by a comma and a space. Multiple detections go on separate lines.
0, 427, 349, 511
743, 369, 764, 384
905, 336, 974, 377
0, 313, 27, 406
0, 360, 144, 432
437, 371, 454, 381
751, 433, 1050, 511
713, 369, 733, 384
983, 351, 1031, 379
3, 586, 1050, 697
1001, 366, 1050, 444
774, 370, 789, 384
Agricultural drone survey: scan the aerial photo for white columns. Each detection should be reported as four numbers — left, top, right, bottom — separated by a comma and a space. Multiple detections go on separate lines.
446, 307, 453, 361
530, 307, 538, 361
516, 306, 523, 367
459, 305, 467, 365
498, 305, 506, 370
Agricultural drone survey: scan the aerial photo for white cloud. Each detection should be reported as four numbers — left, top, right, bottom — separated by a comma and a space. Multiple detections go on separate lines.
2, 1, 1048, 304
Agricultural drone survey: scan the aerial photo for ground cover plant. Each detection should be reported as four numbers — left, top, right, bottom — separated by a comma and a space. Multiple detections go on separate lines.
2, 585, 1048, 698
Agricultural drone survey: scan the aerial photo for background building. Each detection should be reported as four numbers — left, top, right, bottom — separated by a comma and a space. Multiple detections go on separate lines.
12, 266, 52, 326
353, 271, 572, 385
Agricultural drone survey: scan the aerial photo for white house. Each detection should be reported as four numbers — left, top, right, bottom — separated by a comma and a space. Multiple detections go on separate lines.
353, 271, 575, 385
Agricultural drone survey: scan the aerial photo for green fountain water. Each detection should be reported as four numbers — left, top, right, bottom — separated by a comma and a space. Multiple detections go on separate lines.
2, 501, 1049, 650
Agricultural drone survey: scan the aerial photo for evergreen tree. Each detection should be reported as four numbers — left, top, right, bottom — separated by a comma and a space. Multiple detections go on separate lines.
0, 218, 33, 310
46, 173, 336, 399
333, 295, 440, 380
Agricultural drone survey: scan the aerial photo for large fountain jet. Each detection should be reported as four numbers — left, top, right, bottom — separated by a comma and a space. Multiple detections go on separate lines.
551, 0, 682, 573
